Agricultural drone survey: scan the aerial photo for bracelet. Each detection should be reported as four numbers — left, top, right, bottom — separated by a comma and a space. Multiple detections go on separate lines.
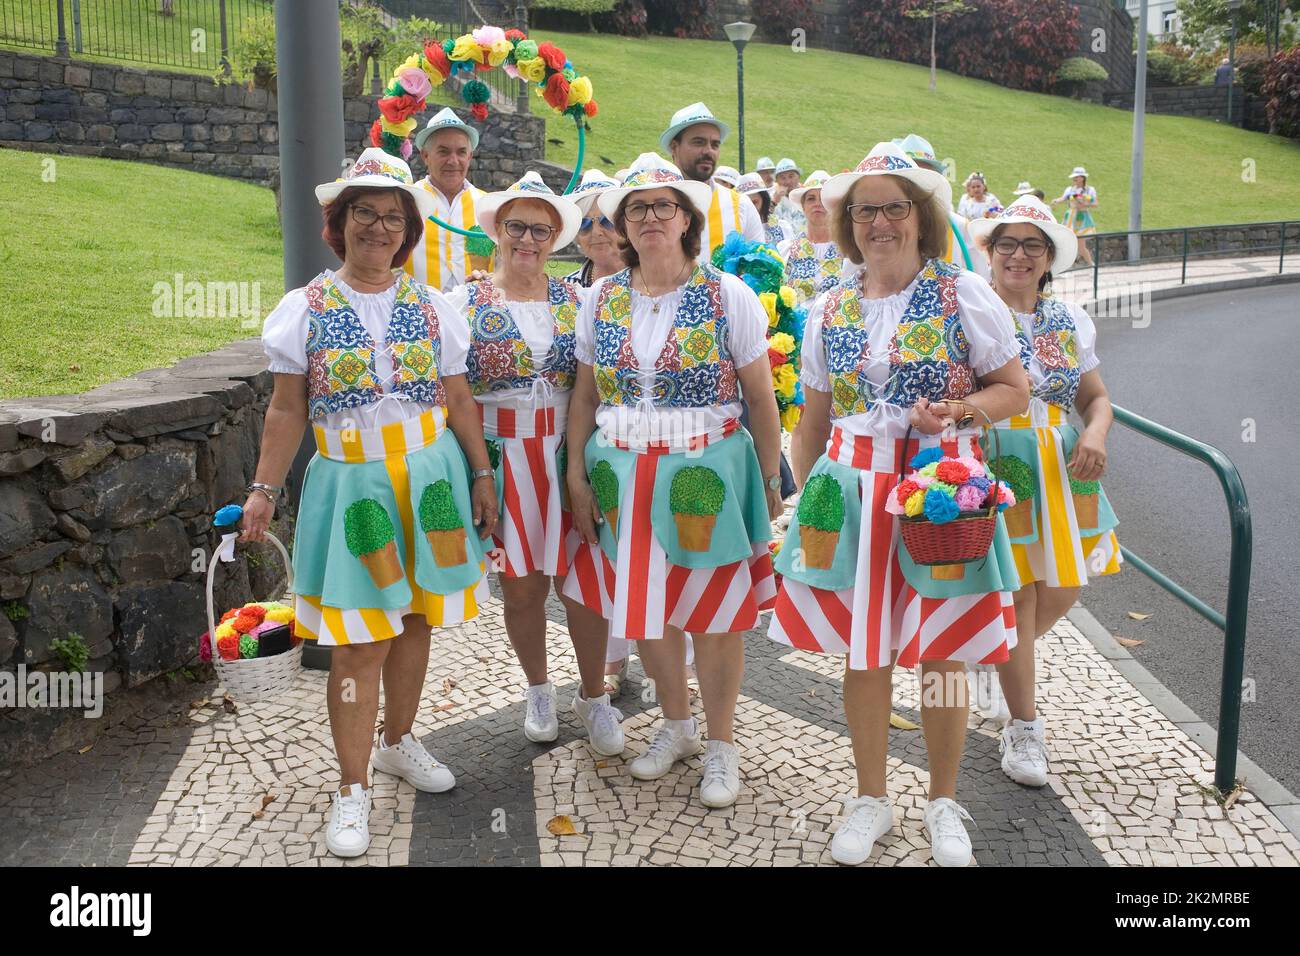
246, 486, 276, 506
249, 481, 284, 493
471, 468, 494, 482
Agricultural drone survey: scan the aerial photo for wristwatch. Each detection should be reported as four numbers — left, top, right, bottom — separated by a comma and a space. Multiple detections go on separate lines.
953, 402, 976, 430
764, 473, 781, 492
471, 467, 494, 482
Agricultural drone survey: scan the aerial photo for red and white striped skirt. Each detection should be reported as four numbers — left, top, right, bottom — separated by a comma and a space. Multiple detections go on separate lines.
770, 427, 1018, 671
480, 403, 574, 579
561, 421, 776, 641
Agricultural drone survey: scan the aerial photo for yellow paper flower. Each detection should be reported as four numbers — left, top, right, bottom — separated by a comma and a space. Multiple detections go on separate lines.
450, 35, 484, 63
516, 56, 546, 84
759, 291, 778, 327
396, 53, 421, 75
214, 621, 237, 641
779, 286, 796, 309
488, 37, 513, 67
265, 608, 294, 624
774, 364, 799, 398
780, 405, 802, 432
904, 489, 926, 517
381, 115, 417, 137
567, 75, 593, 106
768, 332, 795, 355
419, 56, 446, 87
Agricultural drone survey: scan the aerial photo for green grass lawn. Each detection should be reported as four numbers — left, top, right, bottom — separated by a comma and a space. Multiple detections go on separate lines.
526, 31, 1300, 230
0, 147, 283, 399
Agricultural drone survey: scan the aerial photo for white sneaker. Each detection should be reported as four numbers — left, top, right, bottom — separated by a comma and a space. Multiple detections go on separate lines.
924, 797, 974, 867
371, 732, 456, 792
699, 739, 741, 808
523, 681, 559, 743
830, 794, 895, 865
966, 663, 1010, 722
628, 719, 702, 780
325, 783, 371, 858
573, 690, 625, 756
1000, 716, 1049, 787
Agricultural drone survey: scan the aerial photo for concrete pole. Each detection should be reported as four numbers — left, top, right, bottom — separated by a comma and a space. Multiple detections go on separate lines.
1128, 0, 1149, 264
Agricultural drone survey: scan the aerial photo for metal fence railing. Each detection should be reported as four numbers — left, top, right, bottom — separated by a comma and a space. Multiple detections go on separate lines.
1085, 220, 1300, 300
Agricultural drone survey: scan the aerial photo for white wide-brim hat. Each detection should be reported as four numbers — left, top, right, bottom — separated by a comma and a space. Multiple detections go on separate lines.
774, 157, 800, 176
414, 106, 480, 152
475, 170, 583, 248
736, 172, 774, 197
315, 147, 435, 220
1012, 181, 1035, 195
714, 165, 740, 188
596, 152, 713, 221
755, 156, 776, 172
659, 102, 729, 153
968, 195, 1078, 277
1070, 166, 1088, 178
821, 141, 953, 214
568, 168, 621, 216
788, 169, 832, 206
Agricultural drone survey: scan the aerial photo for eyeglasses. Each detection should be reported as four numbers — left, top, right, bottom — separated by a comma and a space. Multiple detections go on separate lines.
991, 236, 1051, 258
500, 219, 557, 242
350, 204, 409, 233
623, 200, 684, 223
580, 215, 614, 232
845, 200, 914, 224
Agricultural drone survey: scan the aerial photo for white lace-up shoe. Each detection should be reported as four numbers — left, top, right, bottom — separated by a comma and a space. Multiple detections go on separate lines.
325, 783, 372, 858
699, 739, 741, 808
573, 691, 625, 756
628, 720, 702, 780
966, 663, 1010, 722
830, 794, 895, 865
1000, 716, 1049, 787
371, 732, 456, 792
924, 797, 974, 867
523, 681, 559, 743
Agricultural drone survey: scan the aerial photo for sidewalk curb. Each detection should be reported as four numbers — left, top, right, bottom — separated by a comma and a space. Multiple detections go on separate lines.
1067, 603, 1300, 842
1076, 269, 1300, 313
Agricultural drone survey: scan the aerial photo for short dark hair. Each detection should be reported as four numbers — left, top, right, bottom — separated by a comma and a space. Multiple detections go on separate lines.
986, 222, 1055, 291
833, 175, 947, 265
754, 191, 773, 223
321, 186, 423, 270
612, 187, 703, 268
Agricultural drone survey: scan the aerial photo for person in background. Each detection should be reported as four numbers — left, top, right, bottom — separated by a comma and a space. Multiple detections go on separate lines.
893, 134, 989, 280
755, 156, 777, 189
714, 166, 741, 190
782, 170, 845, 306
564, 169, 624, 289
1215, 57, 1233, 87
737, 172, 790, 249
403, 108, 490, 292
1052, 166, 1098, 268
957, 171, 1001, 222
773, 157, 806, 235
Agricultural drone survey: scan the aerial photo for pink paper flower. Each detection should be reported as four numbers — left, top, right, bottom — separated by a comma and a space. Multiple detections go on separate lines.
398, 67, 432, 101
954, 484, 985, 512
956, 455, 985, 478
472, 25, 506, 48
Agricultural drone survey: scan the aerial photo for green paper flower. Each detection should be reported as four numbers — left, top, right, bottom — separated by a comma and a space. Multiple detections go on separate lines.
418, 480, 461, 532
239, 634, 258, 660
344, 499, 395, 556
670, 467, 725, 517
590, 460, 619, 513
797, 475, 844, 533
465, 225, 495, 258
1068, 475, 1100, 495
989, 455, 1034, 503
485, 439, 502, 471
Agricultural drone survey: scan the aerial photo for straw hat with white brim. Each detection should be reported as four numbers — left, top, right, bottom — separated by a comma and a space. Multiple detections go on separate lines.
736, 172, 774, 197
568, 168, 621, 216
596, 152, 713, 221
968, 195, 1077, 277
788, 169, 833, 206
315, 147, 436, 221
821, 141, 953, 215
1012, 181, 1035, 196
713, 165, 740, 188
414, 107, 480, 152
1069, 166, 1088, 178
659, 102, 730, 153
755, 156, 776, 172
475, 171, 583, 249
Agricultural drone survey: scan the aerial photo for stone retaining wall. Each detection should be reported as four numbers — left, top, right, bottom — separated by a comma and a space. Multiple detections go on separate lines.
0, 49, 549, 189
1092, 222, 1300, 264
1104, 83, 1252, 125
0, 340, 291, 764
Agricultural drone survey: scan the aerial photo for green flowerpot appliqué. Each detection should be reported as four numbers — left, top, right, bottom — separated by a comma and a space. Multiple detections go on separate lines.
345, 498, 403, 589
669, 466, 725, 552
420, 479, 467, 568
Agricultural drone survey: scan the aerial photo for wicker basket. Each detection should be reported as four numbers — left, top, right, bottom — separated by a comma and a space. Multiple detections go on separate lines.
204, 531, 301, 703
896, 422, 1001, 568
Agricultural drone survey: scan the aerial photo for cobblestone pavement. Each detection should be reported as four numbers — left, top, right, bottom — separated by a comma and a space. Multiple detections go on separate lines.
2, 586, 1298, 868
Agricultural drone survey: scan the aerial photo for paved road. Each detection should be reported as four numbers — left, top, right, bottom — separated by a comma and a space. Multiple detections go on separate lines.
1081, 284, 1300, 794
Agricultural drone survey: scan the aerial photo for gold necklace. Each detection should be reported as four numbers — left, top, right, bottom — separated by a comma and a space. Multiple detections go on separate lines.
636, 261, 691, 314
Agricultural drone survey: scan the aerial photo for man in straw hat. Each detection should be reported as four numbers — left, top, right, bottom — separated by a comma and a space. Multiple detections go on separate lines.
659, 102, 764, 263
403, 107, 491, 292
893, 132, 990, 280
772, 157, 805, 235
754, 156, 777, 189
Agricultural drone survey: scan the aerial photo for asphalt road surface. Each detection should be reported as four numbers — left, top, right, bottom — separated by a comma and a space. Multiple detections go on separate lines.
1079, 283, 1300, 795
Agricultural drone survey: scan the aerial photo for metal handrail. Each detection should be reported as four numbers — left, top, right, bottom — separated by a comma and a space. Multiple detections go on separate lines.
1110, 404, 1252, 795
1088, 220, 1298, 298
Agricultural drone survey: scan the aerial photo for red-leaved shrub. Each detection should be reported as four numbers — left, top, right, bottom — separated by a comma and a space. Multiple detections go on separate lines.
1261, 45, 1300, 139
752, 0, 814, 43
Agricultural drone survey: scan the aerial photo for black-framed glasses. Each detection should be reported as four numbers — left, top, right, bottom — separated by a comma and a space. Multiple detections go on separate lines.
624, 200, 683, 223
350, 204, 409, 233
580, 215, 614, 232
846, 200, 914, 224
991, 236, 1051, 258
500, 219, 557, 242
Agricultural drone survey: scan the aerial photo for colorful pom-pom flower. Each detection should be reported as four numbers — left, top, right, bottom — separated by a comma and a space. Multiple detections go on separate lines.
909, 447, 944, 470
923, 487, 961, 524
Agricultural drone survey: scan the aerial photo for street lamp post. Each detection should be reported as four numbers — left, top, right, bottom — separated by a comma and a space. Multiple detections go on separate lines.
1227, 0, 1243, 125
1129, 0, 1149, 263
724, 21, 756, 172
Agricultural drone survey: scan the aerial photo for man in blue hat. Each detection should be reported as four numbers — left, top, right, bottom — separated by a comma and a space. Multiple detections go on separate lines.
660, 102, 764, 263
892, 133, 989, 280
402, 107, 491, 292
